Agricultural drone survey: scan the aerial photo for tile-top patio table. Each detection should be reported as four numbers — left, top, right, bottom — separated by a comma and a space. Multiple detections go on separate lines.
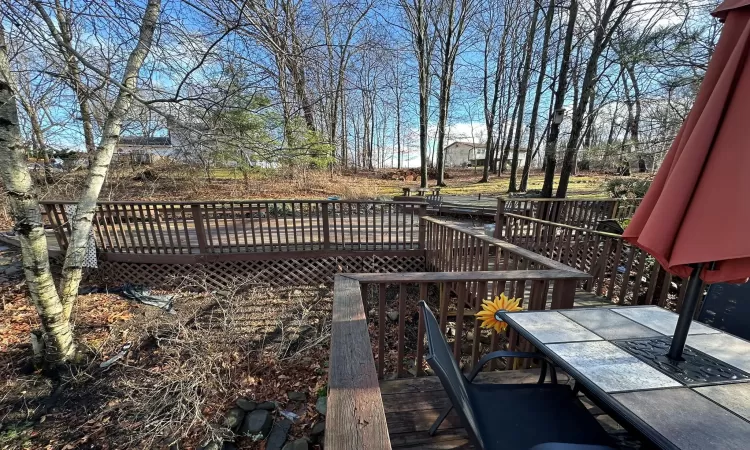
497, 306, 750, 450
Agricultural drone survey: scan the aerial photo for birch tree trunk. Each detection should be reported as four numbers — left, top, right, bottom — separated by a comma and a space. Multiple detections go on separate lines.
33, 0, 162, 321
0, 26, 75, 361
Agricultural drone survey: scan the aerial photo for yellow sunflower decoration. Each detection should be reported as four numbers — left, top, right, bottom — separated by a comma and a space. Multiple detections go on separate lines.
476, 293, 522, 333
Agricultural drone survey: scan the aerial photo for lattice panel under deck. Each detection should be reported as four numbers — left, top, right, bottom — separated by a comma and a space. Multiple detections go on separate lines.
95, 255, 425, 289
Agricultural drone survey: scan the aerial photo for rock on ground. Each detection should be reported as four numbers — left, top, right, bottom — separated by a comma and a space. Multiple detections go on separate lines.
282, 438, 310, 450
236, 398, 257, 411
266, 418, 293, 450
287, 391, 307, 402
257, 401, 276, 411
240, 409, 272, 437
311, 421, 325, 437
315, 396, 327, 416
223, 407, 245, 430
198, 440, 221, 450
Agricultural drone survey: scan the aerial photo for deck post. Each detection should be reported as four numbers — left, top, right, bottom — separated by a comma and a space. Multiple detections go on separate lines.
608, 200, 620, 220
322, 201, 331, 250
190, 204, 209, 253
42, 203, 69, 252
494, 197, 506, 238
551, 279, 577, 309
417, 204, 427, 249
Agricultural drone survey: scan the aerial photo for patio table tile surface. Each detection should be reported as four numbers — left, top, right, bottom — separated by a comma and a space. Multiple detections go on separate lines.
686, 333, 750, 374
546, 341, 682, 393
610, 306, 720, 336
694, 383, 750, 421
503, 311, 601, 343
502, 306, 750, 450
560, 309, 663, 340
613, 388, 750, 450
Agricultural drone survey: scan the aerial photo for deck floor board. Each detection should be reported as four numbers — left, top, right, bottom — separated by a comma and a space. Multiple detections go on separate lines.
380, 369, 640, 449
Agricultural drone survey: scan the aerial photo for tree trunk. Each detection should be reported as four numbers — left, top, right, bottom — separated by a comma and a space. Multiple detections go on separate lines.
341, 89, 348, 167
556, 0, 633, 198
501, 99, 519, 173
520, 0, 555, 191
481, 13, 508, 183
396, 83, 402, 169
0, 28, 76, 362
53, 3, 96, 154
581, 86, 597, 166
541, 0, 577, 198
37, 0, 163, 319
626, 64, 641, 154
508, 1, 540, 193
415, 0, 431, 188
435, 37, 451, 186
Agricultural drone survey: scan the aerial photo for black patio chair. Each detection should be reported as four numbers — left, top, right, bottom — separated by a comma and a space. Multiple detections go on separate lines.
419, 301, 615, 450
697, 282, 750, 340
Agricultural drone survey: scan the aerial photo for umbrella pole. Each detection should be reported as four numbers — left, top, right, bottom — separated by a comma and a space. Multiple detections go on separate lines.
667, 263, 704, 361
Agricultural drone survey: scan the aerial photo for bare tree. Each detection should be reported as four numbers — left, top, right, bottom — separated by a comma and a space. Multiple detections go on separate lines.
520, 0, 556, 191
433, 0, 475, 186
479, 0, 511, 183
0, 0, 162, 363
556, 0, 635, 197
401, 0, 434, 187
541, 0, 577, 198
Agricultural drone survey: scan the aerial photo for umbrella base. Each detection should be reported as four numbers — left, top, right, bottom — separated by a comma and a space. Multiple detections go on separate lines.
614, 336, 750, 386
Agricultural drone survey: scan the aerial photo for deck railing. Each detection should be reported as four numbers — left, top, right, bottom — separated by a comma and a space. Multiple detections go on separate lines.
329, 265, 591, 448
327, 275, 392, 450
328, 217, 593, 382
495, 197, 641, 234
501, 212, 692, 309
41, 199, 427, 260
352, 270, 590, 380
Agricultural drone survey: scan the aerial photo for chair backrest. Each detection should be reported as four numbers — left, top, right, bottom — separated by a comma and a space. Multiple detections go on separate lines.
418, 301, 485, 448
698, 282, 750, 340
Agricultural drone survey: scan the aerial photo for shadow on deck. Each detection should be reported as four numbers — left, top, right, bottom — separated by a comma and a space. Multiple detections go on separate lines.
380, 369, 640, 449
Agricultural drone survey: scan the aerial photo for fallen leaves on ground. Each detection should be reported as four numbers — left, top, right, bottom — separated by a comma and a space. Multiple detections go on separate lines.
1, 273, 332, 450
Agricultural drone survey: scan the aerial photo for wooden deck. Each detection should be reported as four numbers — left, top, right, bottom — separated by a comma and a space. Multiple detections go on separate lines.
380, 369, 639, 449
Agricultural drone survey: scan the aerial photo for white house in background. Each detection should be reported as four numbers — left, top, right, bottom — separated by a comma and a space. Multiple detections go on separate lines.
116, 135, 174, 163
444, 141, 487, 167
444, 141, 529, 169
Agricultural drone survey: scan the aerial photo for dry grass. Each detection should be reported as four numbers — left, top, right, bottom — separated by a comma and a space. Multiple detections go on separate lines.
25, 164, 613, 203
0, 272, 332, 450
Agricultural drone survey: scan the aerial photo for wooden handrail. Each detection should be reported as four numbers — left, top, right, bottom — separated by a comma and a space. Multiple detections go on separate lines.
39, 199, 427, 206
500, 212, 692, 308
495, 197, 642, 234
503, 213, 623, 238
42, 199, 425, 256
422, 216, 588, 274
496, 196, 643, 203
347, 269, 591, 283
327, 275, 391, 450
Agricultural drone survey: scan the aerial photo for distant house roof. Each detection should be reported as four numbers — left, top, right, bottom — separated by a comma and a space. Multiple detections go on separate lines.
446, 141, 486, 149
118, 136, 171, 146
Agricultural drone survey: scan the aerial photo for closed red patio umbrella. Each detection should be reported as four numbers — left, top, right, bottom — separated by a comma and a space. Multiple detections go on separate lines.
622, 0, 750, 359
